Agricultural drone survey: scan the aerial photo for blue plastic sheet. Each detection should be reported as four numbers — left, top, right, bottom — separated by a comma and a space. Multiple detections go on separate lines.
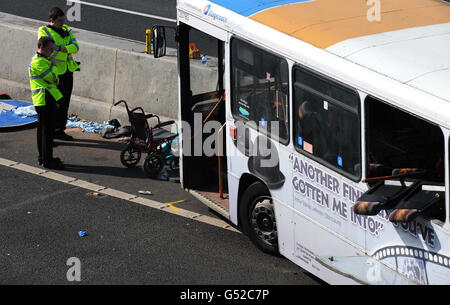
0, 100, 38, 128
0, 100, 115, 133
66, 117, 115, 133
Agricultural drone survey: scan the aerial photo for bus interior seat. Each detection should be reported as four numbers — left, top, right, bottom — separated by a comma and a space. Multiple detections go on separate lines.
353, 178, 422, 216
297, 101, 329, 157
367, 119, 444, 183
368, 163, 392, 178
191, 98, 222, 123
388, 183, 445, 223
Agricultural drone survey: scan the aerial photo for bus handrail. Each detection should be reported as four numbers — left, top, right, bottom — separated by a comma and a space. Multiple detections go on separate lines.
218, 122, 227, 199
190, 93, 226, 140
203, 92, 225, 126
362, 168, 426, 183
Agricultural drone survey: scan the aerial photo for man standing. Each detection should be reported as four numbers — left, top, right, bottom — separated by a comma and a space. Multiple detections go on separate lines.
29, 37, 65, 169
38, 7, 80, 141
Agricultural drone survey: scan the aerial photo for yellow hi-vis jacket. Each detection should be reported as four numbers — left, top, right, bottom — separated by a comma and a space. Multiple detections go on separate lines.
29, 53, 63, 106
38, 24, 80, 75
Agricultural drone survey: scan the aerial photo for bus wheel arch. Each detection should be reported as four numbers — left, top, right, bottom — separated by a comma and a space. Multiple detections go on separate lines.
238, 176, 279, 255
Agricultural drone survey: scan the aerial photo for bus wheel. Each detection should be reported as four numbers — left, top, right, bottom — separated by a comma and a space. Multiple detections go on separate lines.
239, 181, 279, 255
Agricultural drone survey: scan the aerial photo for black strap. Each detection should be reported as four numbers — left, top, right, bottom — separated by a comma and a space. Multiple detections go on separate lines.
47, 24, 69, 38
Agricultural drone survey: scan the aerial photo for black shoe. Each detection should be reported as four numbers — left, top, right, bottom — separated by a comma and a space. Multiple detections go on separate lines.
43, 158, 64, 170
52, 157, 63, 164
54, 132, 74, 141
40, 157, 62, 166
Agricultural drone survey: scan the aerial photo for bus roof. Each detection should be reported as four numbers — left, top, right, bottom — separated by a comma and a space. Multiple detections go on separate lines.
241, 0, 450, 49
180, 0, 450, 105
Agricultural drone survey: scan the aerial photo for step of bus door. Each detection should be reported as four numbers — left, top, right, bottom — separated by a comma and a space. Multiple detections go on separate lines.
352, 179, 422, 216
388, 183, 445, 223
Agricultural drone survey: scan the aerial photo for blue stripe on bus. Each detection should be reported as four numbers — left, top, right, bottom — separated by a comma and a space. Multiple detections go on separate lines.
209, 0, 313, 17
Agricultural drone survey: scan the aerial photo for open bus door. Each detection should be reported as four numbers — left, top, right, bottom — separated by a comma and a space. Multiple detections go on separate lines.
153, 22, 229, 218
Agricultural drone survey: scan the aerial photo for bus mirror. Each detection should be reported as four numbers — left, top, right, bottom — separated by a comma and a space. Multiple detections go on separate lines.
152, 26, 166, 58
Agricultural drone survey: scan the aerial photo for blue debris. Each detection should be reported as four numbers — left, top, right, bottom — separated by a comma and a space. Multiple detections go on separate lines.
0, 105, 38, 118
12, 105, 38, 118
78, 231, 87, 237
66, 117, 115, 133
156, 168, 169, 181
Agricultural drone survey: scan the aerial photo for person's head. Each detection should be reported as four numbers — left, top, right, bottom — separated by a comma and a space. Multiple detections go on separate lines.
49, 7, 65, 29
38, 36, 56, 57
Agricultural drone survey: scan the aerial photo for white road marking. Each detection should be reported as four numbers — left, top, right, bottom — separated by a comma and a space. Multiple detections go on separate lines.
0, 157, 239, 233
67, 0, 177, 23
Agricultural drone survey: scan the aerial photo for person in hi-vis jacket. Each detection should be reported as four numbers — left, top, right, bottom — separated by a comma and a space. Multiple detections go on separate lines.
29, 36, 65, 169
38, 7, 80, 141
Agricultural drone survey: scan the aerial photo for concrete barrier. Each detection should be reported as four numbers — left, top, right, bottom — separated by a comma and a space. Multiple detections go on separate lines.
0, 12, 218, 125
0, 18, 36, 101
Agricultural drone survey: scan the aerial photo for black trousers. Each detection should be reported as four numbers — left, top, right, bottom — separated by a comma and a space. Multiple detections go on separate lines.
55, 70, 73, 132
35, 91, 56, 163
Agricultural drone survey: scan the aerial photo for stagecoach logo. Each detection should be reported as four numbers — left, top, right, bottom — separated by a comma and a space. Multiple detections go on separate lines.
203, 4, 211, 15
203, 4, 228, 23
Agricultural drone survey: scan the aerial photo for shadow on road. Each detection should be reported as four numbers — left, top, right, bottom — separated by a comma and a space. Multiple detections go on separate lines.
55, 137, 126, 152
62, 163, 148, 179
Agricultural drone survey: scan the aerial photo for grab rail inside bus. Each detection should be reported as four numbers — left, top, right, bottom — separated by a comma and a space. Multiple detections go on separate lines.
190, 92, 225, 140
362, 168, 426, 183
203, 93, 225, 126
217, 123, 227, 199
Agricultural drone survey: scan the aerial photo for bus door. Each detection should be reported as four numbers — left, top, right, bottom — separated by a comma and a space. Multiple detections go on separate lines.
176, 20, 229, 217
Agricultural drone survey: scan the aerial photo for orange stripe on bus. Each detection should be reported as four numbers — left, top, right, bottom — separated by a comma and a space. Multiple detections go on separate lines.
250, 0, 450, 49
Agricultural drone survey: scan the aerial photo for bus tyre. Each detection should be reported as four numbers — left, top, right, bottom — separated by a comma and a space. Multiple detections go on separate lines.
120, 146, 141, 168
239, 182, 279, 256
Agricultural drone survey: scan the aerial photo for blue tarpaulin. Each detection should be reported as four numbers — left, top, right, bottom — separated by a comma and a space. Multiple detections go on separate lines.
66, 116, 115, 133
0, 100, 114, 132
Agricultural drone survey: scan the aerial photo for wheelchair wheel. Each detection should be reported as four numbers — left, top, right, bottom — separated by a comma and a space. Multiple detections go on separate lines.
120, 146, 141, 167
143, 153, 164, 178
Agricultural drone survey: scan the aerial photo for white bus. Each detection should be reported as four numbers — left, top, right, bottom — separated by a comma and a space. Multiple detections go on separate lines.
152, 0, 450, 284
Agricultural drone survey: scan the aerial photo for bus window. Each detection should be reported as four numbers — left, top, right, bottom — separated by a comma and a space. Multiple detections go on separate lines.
231, 38, 289, 144
365, 96, 445, 183
293, 65, 361, 179
189, 28, 220, 97
364, 96, 446, 223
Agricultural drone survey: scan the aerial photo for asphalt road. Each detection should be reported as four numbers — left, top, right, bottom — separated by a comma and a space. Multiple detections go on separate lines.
0, 0, 217, 56
0, 0, 178, 47
0, 126, 322, 287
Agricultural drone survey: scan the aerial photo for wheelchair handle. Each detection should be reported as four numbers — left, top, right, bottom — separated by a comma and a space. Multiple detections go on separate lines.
130, 106, 146, 114
114, 100, 131, 113
154, 120, 175, 129
114, 100, 126, 106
